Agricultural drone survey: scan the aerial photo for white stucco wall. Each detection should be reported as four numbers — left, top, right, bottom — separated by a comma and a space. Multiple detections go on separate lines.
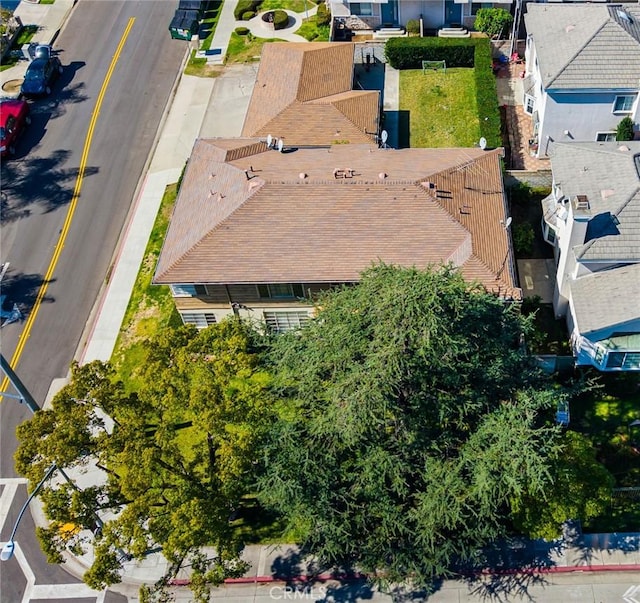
538, 91, 640, 151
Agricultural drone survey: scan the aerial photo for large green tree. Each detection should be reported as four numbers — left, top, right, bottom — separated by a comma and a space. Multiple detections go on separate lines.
511, 430, 614, 539
259, 264, 572, 589
15, 319, 273, 602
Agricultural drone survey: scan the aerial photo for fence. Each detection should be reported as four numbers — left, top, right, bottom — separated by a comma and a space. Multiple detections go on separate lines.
353, 42, 387, 65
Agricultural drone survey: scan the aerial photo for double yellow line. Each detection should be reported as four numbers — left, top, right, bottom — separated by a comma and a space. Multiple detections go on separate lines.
1, 18, 135, 397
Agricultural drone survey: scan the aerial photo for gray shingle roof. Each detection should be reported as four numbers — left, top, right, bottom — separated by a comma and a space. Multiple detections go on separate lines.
154, 140, 520, 299
525, 4, 640, 89
548, 141, 640, 261
571, 263, 640, 334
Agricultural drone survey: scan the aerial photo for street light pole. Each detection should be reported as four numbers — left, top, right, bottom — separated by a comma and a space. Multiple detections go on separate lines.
0, 353, 40, 413
1, 463, 57, 561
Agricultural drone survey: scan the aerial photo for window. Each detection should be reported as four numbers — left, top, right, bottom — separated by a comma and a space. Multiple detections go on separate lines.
605, 351, 640, 370
471, 3, 492, 16
180, 312, 216, 328
524, 95, 535, 115
257, 283, 304, 299
170, 284, 207, 297
264, 311, 310, 333
613, 94, 636, 113
596, 131, 616, 142
543, 224, 556, 245
350, 3, 372, 16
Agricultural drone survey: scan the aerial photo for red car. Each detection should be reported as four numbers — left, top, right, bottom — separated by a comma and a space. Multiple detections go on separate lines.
0, 99, 31, 157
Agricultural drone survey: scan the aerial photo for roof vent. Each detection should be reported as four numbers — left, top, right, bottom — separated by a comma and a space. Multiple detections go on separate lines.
565, 24, 575, 33
299, 172, 307, 180
421, 181, 436, 190
618, 145, 630, 152
378, 172, 387, 179
573, 195, 590, 211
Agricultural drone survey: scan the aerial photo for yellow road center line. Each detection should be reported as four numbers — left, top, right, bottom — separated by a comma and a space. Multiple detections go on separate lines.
1, 17, 136, 398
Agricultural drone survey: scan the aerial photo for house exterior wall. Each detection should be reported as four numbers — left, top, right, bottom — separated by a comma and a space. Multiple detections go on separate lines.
538, 91, 640, 152
168, 282, 349, 331
525, 36, 640, 157
552, 202, 589, 318
334, 0, 512, 30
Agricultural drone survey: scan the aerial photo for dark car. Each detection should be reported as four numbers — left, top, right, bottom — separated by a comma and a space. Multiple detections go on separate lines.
20, 54, 63, 96
0, 99, 31, 157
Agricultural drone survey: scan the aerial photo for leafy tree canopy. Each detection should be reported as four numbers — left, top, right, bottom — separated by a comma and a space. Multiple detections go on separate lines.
474, 8, 513, 39
259, 264, 576, 589
15, 319, 273, 602
511, 430, 615, 539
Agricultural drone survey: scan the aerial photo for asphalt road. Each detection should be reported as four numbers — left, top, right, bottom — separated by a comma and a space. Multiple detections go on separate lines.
1, 1, 185, 600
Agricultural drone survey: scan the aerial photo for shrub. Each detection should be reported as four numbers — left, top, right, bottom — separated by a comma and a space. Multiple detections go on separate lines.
272, 9, 289, 30
385, 37, 474, 69
234, 0, 260, 20
316, 2, 331, 27
616, 116, 635, 141
512, 223, 535, 256
235, 27, 250, 36
406, 19, 420, 35
474, 8, 513, 39
241, 11, 256, 20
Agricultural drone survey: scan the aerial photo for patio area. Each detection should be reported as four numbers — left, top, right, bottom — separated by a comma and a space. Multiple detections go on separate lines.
494, 48, 550, 171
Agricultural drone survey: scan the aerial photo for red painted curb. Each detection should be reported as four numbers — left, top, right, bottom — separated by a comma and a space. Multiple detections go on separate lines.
168, 564, 640, 587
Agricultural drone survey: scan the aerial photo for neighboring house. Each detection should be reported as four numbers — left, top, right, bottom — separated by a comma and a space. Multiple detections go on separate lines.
154, 140, 520, 332
328, 0, 512, 32
241, 43, 379, 146
541, 141, 640, 371
523, 4, 640, 158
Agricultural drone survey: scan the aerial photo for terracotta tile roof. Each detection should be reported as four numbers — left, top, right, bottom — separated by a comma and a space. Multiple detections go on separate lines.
241, 42, 379, 146
155, 140, 520, 300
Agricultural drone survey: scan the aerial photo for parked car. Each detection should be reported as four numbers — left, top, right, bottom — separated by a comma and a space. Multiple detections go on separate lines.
20, 53, 63, 96
0, 99, 31, 157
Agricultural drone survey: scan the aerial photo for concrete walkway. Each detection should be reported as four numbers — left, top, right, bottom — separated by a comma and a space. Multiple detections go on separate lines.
206, 3, 318, 62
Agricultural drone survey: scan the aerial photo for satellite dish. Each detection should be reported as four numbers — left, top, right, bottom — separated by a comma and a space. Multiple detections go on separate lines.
277, 139, 284, 152
504, 217, 512, 229
479, 137, 487, 150
266, 134, 272, 148
381, 130, 388, 144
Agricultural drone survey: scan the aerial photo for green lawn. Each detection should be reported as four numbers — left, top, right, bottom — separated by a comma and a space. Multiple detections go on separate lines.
111, 183, 181, 392
296, 15, 330, 41
259, 0, 317, 12
225, 32, 287, 64
399, 68, 480, 148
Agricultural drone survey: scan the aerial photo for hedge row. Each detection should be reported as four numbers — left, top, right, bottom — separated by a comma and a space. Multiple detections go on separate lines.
384, 37, 501, 148
234, 0, 261, 20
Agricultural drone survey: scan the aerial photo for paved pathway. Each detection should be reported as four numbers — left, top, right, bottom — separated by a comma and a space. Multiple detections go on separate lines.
207, 3, 319, 63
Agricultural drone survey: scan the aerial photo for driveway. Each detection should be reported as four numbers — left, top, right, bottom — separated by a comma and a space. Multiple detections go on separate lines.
199, 64, 259, 138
